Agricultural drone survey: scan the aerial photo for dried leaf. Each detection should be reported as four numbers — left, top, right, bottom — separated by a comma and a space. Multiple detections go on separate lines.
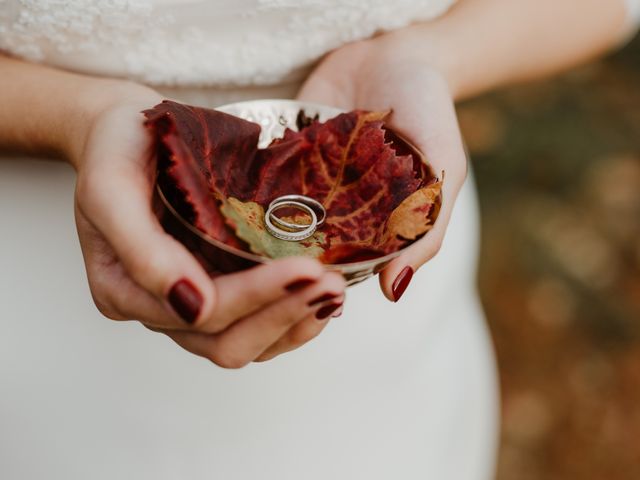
143, 101, 252, 247
144, 100, 442, 263
385, 181, 442, 241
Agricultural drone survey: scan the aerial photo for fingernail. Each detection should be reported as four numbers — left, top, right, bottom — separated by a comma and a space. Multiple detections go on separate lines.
308, 292, 339, 307
316, 303, 342, 320
392, 266, 414, 302
285, 278, 316, 292
168, 278, 202, 324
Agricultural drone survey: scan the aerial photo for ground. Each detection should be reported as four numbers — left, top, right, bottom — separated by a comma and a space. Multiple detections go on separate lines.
463, 35, 640, 479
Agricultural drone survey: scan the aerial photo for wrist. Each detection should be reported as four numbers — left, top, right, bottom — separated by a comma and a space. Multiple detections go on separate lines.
63, 79, 161, 169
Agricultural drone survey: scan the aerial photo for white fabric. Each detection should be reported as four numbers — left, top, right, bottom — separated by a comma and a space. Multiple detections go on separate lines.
0, 160, 498, 480
0, 1, 499, 479
622, 0, 640, 41
0, 0, 456, 87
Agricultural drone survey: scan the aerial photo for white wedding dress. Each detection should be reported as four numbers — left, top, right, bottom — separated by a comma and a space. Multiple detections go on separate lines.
0, 2, 499, 479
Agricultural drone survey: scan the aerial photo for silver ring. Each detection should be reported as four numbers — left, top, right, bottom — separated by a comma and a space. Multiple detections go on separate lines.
265, 201, 318, 242
268, 195, 326, 227
269, 201, 314, 232
269, 201, 318, 232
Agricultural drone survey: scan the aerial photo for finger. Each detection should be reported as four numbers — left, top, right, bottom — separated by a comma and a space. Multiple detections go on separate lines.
212, 272, 345, 367
77, 208, 214, 329
160, 272, 345, 368
77, 142, 328, 328
131, 257, 326, 333
76, 143, 219, 326
254, 295, 344, 362
78, 203, 328, 331
199, 256, 326, 333
75, 207, 171, 323
378, 183, 452, 303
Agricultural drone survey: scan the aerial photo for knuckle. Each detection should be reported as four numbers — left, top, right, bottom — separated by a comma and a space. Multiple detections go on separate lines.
197, 305, 227, 335
143, 324, 164, 334
74, 173, 92, 202
289, 324, 318, 346
127, 248, 157, 275
92, 294, 124, 321
418, 236, 443, 263
231, 275, 264, 302
209, 349, 249, 370
254, 351, 277, 363
276, 256, 324, 281
316, 272, 347, 296
421, 240, 442, 263
76, 171, 106, 211
197, 321, 225, 335
195, 321, 225, 336
330, 272, 348, 290
275, 309, 302, 328
126, 250, 168, 290
253, 347, 282, 363
87, 279, 125, 321
429, 238, 444, 257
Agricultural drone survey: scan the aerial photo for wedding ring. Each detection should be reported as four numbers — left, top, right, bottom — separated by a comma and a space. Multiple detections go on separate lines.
265, 201, 318, 242
268, 194, 326, 227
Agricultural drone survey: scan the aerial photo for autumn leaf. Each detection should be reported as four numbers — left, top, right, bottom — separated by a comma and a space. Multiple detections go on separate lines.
143, 101, 254, 247
144, 100, 442, 263
385, 181, 442, 242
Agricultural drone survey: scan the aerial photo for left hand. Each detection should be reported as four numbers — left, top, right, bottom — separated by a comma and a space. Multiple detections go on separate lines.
298, 37, 468, 302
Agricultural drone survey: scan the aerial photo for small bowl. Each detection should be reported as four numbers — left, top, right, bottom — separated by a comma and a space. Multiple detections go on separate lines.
154, 99, 426, 286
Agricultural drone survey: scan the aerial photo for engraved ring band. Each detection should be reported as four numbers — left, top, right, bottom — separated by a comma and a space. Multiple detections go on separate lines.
264, 195, 327, 242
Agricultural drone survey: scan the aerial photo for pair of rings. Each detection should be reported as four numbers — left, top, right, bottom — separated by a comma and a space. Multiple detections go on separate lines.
264, 194, 326, 242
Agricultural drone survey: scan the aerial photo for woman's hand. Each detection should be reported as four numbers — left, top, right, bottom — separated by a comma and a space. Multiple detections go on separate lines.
69, 82, 345, 367
298, 38, 468, 302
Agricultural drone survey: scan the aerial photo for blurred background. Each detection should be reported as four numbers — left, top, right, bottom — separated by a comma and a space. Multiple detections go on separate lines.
459, 34, 640, 479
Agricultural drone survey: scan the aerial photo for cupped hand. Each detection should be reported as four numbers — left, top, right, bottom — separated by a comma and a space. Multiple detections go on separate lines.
298, 38, 468, 302
70, 84, 345, 367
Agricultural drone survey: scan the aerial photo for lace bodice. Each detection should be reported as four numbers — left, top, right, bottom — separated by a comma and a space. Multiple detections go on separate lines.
0, 0, 456, 87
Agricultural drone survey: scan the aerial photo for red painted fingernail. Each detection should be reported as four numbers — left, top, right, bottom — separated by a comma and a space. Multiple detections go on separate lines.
392, 266, 414, 302
308, 292, 339, 307
316, 303, 342, 320
168, 278, 202, 324
285, 278, 316, 292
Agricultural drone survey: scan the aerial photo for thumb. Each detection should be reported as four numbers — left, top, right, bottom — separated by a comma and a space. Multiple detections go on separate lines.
378, 83, 467, 302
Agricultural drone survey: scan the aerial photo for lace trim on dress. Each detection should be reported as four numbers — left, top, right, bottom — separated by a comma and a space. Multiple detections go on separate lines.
0, 0, 456, 87
0, 0, 171, 60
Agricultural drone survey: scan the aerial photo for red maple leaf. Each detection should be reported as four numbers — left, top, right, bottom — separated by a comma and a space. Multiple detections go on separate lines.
144, 100, 441, 263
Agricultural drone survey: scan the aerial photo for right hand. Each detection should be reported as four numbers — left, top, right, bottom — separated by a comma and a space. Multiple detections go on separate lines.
69, 82, 346, 368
